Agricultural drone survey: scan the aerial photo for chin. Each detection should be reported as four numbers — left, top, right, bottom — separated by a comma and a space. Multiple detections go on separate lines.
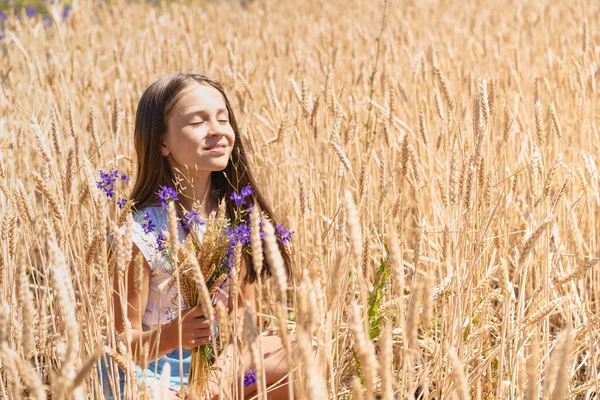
209, 160, 230, 171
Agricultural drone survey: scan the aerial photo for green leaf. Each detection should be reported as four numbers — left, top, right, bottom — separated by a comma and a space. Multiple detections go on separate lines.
369, 316, 385, 340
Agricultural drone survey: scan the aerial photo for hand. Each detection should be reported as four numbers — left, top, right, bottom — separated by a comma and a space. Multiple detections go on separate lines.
164, 306, 212, 350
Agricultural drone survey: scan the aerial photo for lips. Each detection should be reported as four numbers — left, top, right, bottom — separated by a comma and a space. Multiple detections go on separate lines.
204, 143, 228, 151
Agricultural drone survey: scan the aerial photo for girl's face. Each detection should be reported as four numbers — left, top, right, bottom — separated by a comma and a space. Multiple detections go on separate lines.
161, 82, 235, 177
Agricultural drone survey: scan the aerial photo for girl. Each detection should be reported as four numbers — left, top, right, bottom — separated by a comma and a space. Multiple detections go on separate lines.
105, 73, 292, 399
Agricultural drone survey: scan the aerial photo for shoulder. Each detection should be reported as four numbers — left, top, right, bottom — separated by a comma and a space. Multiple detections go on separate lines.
129, 206, 169, 267
133, 206, 166, 223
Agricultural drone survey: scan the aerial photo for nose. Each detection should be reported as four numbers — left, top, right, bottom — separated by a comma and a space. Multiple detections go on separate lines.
207, 118, 225, 137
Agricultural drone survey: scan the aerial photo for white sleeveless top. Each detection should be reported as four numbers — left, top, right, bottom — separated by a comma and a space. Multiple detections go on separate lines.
129, 206, 227, 330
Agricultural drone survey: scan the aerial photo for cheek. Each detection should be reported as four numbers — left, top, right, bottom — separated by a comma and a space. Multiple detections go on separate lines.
171, 129, 204, 147
227, 127, 236, 144
165, 131, 201, 160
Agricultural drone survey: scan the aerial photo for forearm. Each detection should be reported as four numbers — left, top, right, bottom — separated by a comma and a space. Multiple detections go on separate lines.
121, 325, 178, 365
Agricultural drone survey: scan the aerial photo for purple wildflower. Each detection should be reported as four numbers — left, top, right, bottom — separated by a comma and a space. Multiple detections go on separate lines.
62, 4, 72, 19
141, 212, 156, 234
230, 185, 253, 207
156, 232, 167, 252
96, 169, 119, 198
183, 210, 204, 230
230, 190, 246, 207
0, 11, 7, 21
120, 173, 130, 183
228, 223, 252, 248
116, 197, 127, 209
240, 185, 253, 198
96, 181, 115, 198
275, 224, 294, 245
164, 307, 177, 322
157, 186, 178, 209
25, 6, 37, 18
221, 221, 251, 270
243, 368, 256, 387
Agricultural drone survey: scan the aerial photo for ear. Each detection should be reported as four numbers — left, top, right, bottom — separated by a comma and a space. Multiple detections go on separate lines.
161, 138, 170, 157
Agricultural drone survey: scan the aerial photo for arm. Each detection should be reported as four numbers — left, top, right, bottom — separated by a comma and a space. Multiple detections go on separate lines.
112, 244, 197, 363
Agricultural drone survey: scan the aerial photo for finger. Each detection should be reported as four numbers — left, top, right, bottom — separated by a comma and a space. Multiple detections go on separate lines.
182, 306, 205, 319
183, 318, 211, 330
187, 328, 211, 341
191, 328, 212, 339
189, 335, 211, 347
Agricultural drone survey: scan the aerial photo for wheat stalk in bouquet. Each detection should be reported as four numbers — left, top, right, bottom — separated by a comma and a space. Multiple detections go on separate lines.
175, 199, 230, 396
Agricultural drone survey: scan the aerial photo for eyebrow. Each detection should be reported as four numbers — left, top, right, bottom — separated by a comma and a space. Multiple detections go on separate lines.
184, 107, 228, 117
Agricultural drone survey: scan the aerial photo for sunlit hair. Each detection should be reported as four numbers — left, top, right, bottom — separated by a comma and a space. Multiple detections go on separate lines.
129, 73, 291, 281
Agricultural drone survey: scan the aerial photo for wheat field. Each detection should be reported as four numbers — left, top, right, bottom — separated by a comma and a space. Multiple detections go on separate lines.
0, 0, 599, 398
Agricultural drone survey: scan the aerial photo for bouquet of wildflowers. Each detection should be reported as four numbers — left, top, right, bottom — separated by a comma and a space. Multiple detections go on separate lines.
171, 185, 293, 395
97, 169, 293, 395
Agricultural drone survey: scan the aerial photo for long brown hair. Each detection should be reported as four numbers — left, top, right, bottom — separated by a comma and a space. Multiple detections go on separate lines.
129, 73, 291, 282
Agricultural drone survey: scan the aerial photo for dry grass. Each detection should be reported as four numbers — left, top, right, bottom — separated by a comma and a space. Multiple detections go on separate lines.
0, 0, 599, 398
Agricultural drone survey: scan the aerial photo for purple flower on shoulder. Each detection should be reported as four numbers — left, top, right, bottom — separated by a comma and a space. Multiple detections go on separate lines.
141, 212, 156, 234
243, 368, 256, 387
156, 232, 167, 252
183, 210, 204, 229
157, 186, 178, 209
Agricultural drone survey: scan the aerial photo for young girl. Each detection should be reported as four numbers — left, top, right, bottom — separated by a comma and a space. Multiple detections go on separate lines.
105, 73, 292, 399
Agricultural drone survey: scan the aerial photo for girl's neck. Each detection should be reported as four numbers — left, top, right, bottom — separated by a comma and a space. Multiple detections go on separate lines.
174, 171, 217, 218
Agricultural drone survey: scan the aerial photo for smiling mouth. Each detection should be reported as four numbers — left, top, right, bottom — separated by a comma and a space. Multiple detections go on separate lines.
204, 143, 227, 151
